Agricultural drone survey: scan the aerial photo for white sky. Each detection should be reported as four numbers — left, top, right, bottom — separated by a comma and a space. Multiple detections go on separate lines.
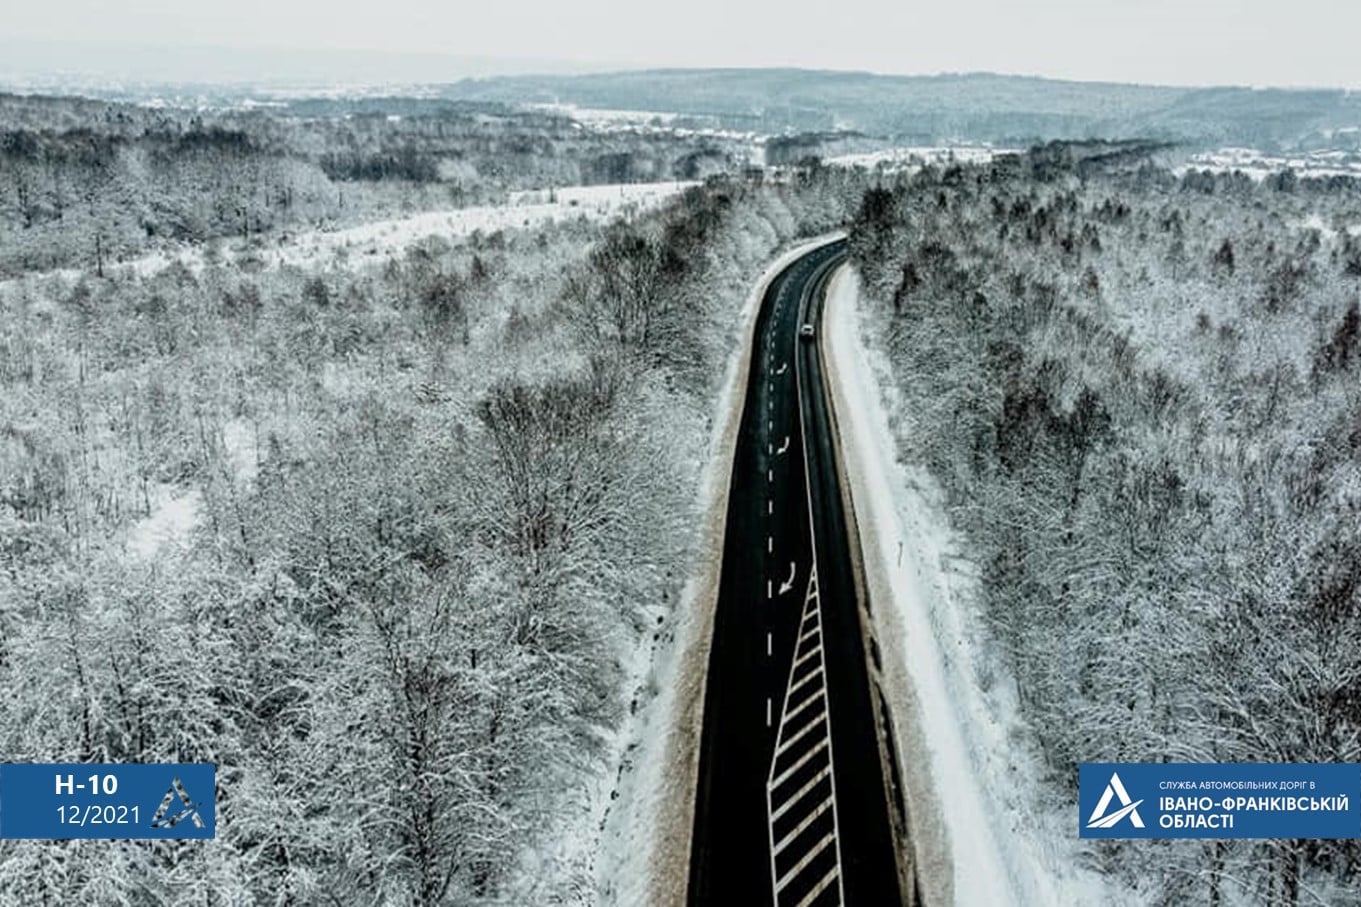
4, 0, 1360, 88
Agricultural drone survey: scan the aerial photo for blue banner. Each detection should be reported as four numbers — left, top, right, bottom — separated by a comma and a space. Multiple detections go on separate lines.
0, 763, 215, 839
1079, 763, 1360, 839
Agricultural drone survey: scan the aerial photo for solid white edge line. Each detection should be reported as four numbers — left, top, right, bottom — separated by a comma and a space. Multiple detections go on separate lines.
791, 250, 848, 906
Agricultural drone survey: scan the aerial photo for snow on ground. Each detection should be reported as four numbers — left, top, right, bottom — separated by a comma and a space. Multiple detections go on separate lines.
594, 234, 846, 907
125, 416, 258, 561
827, 145, 1016, 171
1292, 213, 1361, 238
526, 102, 760, 149
222, 416, 259, 485
182, 181, 693, 274
529, 103, 683, 129
1177, 147, 1361, 181
2, 181, 694, 292
821, 265, 1135, 907
126, 488, 202, 560
507, 182, 690, 208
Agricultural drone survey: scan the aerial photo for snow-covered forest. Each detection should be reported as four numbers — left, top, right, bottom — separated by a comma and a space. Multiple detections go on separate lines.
0, 92, 746, 276
848, 143, 1361, 905
0, 85, 863, 901
9, 68, 1361, 904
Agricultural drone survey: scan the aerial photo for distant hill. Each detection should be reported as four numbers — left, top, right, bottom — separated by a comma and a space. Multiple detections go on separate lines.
435, 69, 1361, 151
6, 62, 1360, 152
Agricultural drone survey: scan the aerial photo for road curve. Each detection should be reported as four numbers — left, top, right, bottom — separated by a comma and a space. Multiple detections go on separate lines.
688, 240, 910, 905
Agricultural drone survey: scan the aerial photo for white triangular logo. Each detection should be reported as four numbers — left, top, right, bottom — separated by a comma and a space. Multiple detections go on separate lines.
150, 776, 205, 829
1086, 771, 1145, 829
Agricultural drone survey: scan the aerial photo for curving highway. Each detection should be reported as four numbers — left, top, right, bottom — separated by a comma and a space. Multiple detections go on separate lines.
688, 239, 912, 906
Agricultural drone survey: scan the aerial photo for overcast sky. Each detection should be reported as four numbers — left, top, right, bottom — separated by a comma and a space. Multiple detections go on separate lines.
4, 0, 1359, 88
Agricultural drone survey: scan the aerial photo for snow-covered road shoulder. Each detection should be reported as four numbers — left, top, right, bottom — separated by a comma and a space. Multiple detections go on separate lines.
822, 264, 1119, 906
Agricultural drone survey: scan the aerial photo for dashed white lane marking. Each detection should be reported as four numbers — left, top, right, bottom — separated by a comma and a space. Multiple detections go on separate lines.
767, 697, 773, 727
769, 500, 774, 515
767, 632, 773, 657
768, 469, 774, 483
767, 580, 773, 599
768, 536, 773, 553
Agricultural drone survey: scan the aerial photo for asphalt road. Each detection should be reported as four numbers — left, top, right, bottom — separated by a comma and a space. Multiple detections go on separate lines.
688, 240, 907, 906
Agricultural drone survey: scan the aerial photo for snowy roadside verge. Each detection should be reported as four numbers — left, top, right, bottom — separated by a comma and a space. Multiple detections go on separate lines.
595, 233, 846, 906
821, 265, 1125, 906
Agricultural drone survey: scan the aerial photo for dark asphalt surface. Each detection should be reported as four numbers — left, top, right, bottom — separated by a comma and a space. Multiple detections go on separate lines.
688, 239, 905, 906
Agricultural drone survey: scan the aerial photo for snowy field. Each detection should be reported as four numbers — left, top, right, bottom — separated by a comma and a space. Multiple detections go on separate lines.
827, 145, 1017, 171
529, 102, 684, 129
148, 181, 692, 275
1178, 146, 1361, 181
0, 181, 695, 292
527, 102, 763, 161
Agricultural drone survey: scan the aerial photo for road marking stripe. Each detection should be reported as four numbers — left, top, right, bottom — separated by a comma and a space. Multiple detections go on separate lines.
793, 865, 840, 907
791, 642, 820, 671
774, 795, 834, 855
770, 736, 828, 792
798, 623, 820, 646
771, 765, 830, 822
774, 706, 826, 758
796, 632, 821, 659
767, 632, 772, 657
783, 685, 824, 725
788, 664, 823, 698
766, 697, 772, 728
775, 831, 836, 892
768, 500, 774, 515
768, 536, 773, 553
